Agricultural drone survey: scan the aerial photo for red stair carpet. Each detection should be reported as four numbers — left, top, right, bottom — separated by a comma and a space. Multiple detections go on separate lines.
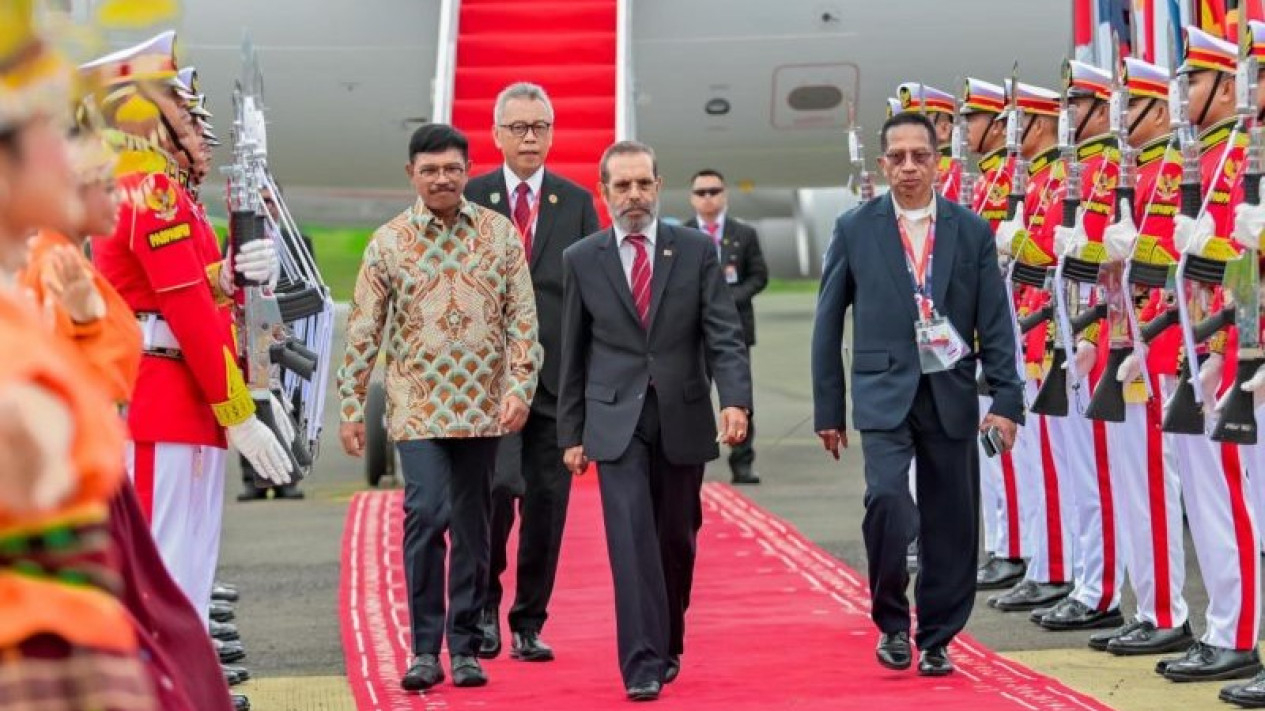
451, 0, 617, 193
339, 483, 1119, 710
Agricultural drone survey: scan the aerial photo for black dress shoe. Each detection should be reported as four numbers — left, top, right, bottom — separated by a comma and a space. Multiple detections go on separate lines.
1038, 599, 1124, 631
223, 664, 250, 686
991, 580, 1073, 612
273, 483, 305, 500
212, 583, 240, 603
1221, 670, 1265, 707
210, 601, 236, 623
451, 655, 488, 687
510, 630, 554, 661
664, 655, 680, 684
477, 609, 501, 659
626, 680, 661, 701
1088, 618, 1145, 651
401, 654, 444, 691
730, 467, 761, 485
232, 694, 251, 711
1107, 620, 1194, 656
876, 631, 912, 670
1155, 641, 1203, 675
977, 556, 1027, 590
1028, 602, 1059, 624
215, 638, 247, 665
918, 647, 954, 676
1161, 642, 1261, 682
211, 621, 240, 642
236, 487, 268, 502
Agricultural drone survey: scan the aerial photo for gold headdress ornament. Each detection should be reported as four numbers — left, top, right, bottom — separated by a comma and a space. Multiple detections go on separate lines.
0, 0, 73, 134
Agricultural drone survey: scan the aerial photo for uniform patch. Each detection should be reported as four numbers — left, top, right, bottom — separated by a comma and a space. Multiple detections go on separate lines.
143, 177, 179, 221
148, 223, 192, 249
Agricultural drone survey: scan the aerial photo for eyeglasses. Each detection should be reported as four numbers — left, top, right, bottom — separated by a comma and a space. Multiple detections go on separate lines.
498, 121, 553, 138
692, 187, 724, 197
415, 163, 468, 180
882, 149, 935, 166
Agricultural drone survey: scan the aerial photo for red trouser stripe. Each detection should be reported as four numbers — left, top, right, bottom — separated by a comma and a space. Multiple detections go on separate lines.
1040, 415, 1066, 582
1221, 442, 1258, 650
1001, 449, 1022, 559
1092, 419, 1117, 611
133, 441, 156, 523
1144, 394, 1173, 627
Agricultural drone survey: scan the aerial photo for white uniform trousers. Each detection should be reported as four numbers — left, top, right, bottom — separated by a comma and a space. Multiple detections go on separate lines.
1023, 380, 1077, 584
1247, 404, 1265, 550
126, 441, 226, 622
980, 394, 1035, 559
1110, 394, 1188, 629
1051, 385, 1123, 611
1169, 399, 1261, 650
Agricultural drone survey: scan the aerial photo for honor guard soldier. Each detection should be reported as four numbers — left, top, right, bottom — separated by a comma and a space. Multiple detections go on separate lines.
899, 82, 964, 202
1088, 55, 1195, 657
82, 31, 295, 625
1031, 59, 1127, 633
990, 79, 1078, 613
959, 77, 1032, 591
1149, 25, 1261, 684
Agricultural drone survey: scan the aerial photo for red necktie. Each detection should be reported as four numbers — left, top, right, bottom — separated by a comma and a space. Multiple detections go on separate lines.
704, 222, 719, 242
513, 182, 533, 257
626, 234, 652, 329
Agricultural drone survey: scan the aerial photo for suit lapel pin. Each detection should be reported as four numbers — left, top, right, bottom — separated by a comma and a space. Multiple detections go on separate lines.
548, 193, 558, 204
490, 192, 501, 205
664, 249, 673, 257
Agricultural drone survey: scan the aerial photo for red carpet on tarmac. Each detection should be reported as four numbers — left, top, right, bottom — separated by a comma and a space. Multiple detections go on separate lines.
340, 481, 1117, 710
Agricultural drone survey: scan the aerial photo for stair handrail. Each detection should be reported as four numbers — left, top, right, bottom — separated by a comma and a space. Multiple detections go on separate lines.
616, 0, 635, 140
432, 0, 461, 125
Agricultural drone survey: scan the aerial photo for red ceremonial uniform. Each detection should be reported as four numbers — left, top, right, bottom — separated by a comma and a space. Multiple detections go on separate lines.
972, 146, 1013, 230
937, 146, 963, 202
1133, 135, 1183, 376
92, 170, 255, 447
1017, 145, 1065, 369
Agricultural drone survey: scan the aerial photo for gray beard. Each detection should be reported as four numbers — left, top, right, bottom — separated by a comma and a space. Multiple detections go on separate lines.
610, 201, 659, 234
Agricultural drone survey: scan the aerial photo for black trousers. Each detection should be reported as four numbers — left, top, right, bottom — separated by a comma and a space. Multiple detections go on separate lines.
860, 377, 979, 651
487, 403, 573, 632
597, 390, 705, 687
398, 437, 497, 656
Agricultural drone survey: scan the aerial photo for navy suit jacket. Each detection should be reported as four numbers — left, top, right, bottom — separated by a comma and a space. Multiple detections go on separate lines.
811, 194, 1024, 439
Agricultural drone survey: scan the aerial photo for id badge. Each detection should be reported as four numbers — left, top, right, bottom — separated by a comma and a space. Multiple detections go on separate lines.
915, 314, 969, 374
724, 264, 739, 284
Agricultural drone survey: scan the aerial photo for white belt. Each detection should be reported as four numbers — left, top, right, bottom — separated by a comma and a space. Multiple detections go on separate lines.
137, 312, 182, 354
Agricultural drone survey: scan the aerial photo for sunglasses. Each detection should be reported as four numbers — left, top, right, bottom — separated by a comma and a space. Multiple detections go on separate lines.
692, 187, 724, 197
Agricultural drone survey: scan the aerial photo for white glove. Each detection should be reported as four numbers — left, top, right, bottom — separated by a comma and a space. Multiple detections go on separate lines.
269, 392, 296, 447
1245, 364, 1265, 408
1198, 352, 1225, 415
1233, 201, 1265, 251
1173, 213, 1215, 255
1103, 198, 1139, 262
233, 238, 279, 285
1070, 339, 1097, 378
1116, 348, 1145, 383
227, 415, 293, 485
995, 203, 1026, 257
1053, 208, 1088, 258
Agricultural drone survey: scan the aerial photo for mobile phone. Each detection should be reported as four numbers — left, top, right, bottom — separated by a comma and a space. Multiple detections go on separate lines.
980, 426, 1004, 458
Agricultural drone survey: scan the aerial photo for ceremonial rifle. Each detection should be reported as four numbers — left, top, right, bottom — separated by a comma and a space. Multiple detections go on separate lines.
225, 35, 313, 486
847, 98, 875, 201
1213, 17, 1264, 443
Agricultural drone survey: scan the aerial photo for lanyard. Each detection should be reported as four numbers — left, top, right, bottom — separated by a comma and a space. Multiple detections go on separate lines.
897, 216, 936, 321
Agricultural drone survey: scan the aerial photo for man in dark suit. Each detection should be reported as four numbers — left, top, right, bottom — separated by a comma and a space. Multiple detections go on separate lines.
558, 140, 752, 701
464, 82, 600, 663
684, 169, 768, 485
811, 112, 1023, 677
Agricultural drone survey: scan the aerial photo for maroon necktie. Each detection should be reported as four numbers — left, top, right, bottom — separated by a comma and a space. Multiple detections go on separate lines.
626, 234, 652, 329
513, 182, 533, 257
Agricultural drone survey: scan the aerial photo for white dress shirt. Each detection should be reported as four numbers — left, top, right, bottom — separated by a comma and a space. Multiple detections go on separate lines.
614, 221, 658, 286
895, 196, 937, 264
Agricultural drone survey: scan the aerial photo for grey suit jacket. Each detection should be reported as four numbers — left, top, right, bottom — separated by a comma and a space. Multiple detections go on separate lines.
557, 222, 753, 464
465, 168, 600, 414
811, 194, 1024, 439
